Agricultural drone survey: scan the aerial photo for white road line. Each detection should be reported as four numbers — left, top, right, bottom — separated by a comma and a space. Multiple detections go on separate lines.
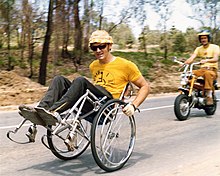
0, 123, 31, 130
140, 105, 174, 112
0, 105, 174, 130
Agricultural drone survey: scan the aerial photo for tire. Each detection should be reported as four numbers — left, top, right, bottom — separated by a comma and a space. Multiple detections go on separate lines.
47, 119, 91, 160
91, 99, 136, 172
174, 94, 190, 121
205, 95, 217, 115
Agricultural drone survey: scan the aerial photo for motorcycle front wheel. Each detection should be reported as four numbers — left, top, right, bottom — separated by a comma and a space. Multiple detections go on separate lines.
174, 94, 190, 121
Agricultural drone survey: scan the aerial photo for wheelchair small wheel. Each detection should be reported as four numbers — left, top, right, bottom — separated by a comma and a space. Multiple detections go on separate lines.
47, 119, 91, 160
91, 99, 136, 172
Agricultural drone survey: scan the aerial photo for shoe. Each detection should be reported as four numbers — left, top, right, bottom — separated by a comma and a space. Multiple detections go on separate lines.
206, 97, 214, 105
34, 107, 62, 126
19, 105, 46, 126
64, 131, 77, 151
26, 125, 37, 142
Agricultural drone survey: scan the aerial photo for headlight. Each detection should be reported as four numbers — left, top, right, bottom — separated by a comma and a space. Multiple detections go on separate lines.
180, 78, 188, 85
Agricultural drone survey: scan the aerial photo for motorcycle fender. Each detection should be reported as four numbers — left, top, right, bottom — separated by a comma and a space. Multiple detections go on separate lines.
178, 87, 189, 94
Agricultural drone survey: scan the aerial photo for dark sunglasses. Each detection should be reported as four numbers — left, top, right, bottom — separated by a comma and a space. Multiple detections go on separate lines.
90, 44, 107, 51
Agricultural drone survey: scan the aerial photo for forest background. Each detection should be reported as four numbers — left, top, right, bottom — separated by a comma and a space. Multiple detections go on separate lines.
0, 0, 219, 107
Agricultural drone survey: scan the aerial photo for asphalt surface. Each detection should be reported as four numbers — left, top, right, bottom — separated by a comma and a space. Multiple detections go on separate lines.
0, 92, 220, 176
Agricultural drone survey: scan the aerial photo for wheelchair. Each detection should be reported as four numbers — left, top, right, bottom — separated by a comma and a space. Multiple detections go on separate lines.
7, 83, 136, 172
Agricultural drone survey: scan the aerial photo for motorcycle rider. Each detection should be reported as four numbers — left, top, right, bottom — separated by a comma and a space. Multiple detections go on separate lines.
185, 30, 219, 105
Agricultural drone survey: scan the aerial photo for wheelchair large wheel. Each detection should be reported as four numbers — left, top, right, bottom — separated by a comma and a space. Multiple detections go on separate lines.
47, 119, 91, 160
91, 99, 136, 172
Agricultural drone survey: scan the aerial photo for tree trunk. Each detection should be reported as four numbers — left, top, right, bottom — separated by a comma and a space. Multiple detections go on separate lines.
27, 4, 33, 78
53, 0, 63, 75
61, 0, 70, 58
73, 0, 82, 69
38, 0, 54, 85
28, 31, 34, 78
142, 28, 148, 60
83, 0, 90, 53
73, 0, 82, 51
7, 1, 12, 71
20, 16, 25, 65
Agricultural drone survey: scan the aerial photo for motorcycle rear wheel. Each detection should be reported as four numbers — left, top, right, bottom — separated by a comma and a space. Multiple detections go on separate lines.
174, 94, 190, 121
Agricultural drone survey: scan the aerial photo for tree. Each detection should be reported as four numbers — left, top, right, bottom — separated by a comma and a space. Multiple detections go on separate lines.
73, 0, 82, 51
184, 27, 198, 52
53, 0, 62, 75
150, 0, 174, 59
172, 33, 186, 53
83, 0, 90, 53
0, 0, 15, 70
138, 26, 149, 59
20, 0, 28, 65
72, 0, 82, 69
97, 0, 104, 29
111, 23, 135, 49
60, 0, 72, 58
22, 0, 34, 77
186, 0, 220, 43
38, 0, 54, 85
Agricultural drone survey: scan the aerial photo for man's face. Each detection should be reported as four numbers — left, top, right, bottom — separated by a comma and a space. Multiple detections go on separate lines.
200, 35, 209, 46
90, 43, 111, 60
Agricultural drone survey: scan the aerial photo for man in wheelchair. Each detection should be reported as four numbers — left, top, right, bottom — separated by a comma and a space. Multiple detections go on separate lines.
19, 30, 150, 143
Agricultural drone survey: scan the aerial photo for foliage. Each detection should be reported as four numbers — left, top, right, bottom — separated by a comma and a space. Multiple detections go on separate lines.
138, 26, 160, 49
111, 24, 136, 49
149, 0, 174, 59
186, 0, 220, 43
161, 58, 174, 65
172, 33, 186, 53
184, 27, 198, 52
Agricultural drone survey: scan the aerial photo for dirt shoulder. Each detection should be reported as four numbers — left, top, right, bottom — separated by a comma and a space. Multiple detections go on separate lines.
0, 70, 219, 111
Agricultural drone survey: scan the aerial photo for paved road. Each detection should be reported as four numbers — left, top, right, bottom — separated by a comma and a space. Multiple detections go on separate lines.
0, 92, 220, 176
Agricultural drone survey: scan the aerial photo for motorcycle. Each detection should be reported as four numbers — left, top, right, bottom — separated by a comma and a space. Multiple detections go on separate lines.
173, 57, 218, 121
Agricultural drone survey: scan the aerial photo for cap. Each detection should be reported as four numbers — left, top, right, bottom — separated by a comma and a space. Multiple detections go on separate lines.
89, 30, 113, 44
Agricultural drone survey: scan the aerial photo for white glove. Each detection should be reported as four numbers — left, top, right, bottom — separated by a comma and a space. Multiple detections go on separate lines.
123, 103, 136, 116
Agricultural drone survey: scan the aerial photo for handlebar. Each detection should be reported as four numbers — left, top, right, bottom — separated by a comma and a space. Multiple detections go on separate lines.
173, 57, 184, 65
173, 57, 201, 73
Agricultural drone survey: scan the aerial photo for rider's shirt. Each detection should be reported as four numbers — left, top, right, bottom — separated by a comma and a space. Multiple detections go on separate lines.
90, 57, 142, 99
194, 44, 220, 69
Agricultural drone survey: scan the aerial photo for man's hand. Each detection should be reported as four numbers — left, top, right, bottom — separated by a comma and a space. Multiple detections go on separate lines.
200, 59, 208, 64
123, 103, 135, 116
184, 58, 193, 64
185, 53, 197, 65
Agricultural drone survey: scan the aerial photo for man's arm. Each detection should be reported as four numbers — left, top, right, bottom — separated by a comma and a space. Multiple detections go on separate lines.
122, 76, 149, 116
131, 76, 150, 108
185, 53, 197, 64
200, 52, 219, 64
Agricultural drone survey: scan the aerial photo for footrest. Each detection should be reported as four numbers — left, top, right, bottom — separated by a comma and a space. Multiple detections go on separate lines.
19, 105, 46, 126
34, 107, 58, 126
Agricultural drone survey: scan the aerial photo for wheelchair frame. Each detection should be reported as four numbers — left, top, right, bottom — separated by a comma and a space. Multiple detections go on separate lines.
7, 83, 136, 172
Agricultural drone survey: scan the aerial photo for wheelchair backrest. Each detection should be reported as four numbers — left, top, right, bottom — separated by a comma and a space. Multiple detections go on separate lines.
119, 82, 134, 100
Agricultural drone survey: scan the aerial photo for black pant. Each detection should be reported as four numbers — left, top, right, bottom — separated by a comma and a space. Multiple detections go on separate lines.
38, 76, 112, 113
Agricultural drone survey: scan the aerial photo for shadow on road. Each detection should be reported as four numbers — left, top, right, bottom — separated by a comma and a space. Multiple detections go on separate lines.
18, 149, 152, 175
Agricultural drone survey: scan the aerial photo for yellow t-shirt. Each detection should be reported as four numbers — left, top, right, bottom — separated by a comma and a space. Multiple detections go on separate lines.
194, 44, 220, 69
89, 57, 142, 99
